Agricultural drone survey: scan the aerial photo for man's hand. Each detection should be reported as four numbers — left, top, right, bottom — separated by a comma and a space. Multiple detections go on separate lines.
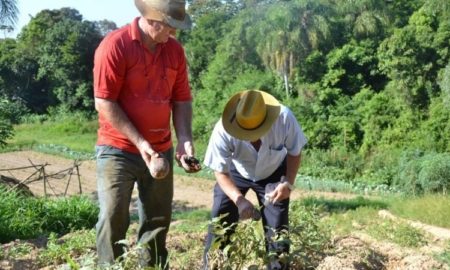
236, 196, 256, 220
175, 140, 201, 173
136, 139, 158, 168
266, 178, 292, 204
179, 155, 202, 173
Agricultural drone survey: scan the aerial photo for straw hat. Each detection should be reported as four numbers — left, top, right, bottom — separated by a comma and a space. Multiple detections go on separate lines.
222, 90, 280, 141
135, 0, 192, 30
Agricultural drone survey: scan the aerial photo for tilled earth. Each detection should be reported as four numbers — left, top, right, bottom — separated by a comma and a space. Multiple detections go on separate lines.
0, 151, 449, 270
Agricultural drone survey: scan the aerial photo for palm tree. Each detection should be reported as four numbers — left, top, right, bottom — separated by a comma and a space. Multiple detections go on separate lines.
256, 0, 331, 97
0, 0, 18, 27
336, 0, 391, 40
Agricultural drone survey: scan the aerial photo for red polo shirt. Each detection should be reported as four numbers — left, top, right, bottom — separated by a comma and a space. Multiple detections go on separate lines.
93, 17, 192, 154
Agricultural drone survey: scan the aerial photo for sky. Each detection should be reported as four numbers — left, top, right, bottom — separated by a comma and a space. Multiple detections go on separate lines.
5, 0, 140, 38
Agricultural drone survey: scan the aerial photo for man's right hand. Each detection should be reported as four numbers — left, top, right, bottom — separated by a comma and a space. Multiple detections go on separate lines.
236, 196, 256, 220
136, 139, 157, 168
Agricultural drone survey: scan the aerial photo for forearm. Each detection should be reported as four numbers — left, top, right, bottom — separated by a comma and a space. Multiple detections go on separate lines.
172, 101, 193, 142
215, 171, 243, 204
95, 97, 145, 147
285, 153, 302, 185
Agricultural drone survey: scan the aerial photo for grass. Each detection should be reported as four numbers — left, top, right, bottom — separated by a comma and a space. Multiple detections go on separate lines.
1, 189, 449, 269
8, 119, 98, 155
301, 196, 388, 213
37, 230, 96, 267
172, 208, 210, 233
0, 187, 98, 243
387, 194, 450, 228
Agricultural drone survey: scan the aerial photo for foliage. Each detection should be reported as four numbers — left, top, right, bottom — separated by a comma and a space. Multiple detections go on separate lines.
301, 196, 388, 213
0, 0, 18, 27
367, 220, 427, 248
0, 186, 98, 243
37, 230, 96, 267
206, 203, 331, 269
2, 0, 450, 194
0, 98, 14, 147
388, 194, 450, 229
394, 151, 450, 195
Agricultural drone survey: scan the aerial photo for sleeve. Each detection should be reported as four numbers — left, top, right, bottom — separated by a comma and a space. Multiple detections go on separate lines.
171, 44, 192, 102
284, 108, 308, 156
93, 36, 127, 100
203, 121, 233, 173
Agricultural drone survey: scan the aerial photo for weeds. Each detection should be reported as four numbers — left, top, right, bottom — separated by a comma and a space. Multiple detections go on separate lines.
206, 203, 331, 269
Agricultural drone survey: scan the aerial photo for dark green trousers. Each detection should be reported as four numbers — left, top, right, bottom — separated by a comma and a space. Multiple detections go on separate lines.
95, 145, 173, 269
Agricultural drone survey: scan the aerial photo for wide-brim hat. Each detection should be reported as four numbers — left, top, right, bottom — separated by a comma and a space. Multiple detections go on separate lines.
135, 0, 192, 30
222, 90, 280, 141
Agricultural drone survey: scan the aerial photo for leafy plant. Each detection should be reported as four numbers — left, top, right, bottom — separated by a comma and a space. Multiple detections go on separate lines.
206, 204, 331, 269
0, 187, 98, 243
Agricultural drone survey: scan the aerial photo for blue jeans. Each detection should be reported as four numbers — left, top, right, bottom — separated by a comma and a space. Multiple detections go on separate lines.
95, 145, 173, 268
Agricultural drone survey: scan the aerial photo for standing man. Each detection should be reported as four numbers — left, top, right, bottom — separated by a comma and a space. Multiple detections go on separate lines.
93, 0, 200, 268
203, 90, 307, 270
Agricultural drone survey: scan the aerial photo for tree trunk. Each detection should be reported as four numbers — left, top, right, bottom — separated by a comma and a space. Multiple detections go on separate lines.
283, 72, 289, 97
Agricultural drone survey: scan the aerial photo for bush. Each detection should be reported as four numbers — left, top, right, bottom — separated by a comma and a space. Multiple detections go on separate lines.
394, 151, 450, 195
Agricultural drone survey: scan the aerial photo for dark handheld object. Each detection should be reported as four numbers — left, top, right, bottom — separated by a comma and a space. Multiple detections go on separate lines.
181, 155, 202, 173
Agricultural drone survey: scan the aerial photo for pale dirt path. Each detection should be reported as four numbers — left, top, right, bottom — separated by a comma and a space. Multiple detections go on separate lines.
0, 150, 358, 209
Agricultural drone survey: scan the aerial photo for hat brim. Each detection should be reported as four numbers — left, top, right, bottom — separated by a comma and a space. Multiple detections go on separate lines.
140, 7, 192, 30
222, 90, 280, 141
166, 14, 192, 30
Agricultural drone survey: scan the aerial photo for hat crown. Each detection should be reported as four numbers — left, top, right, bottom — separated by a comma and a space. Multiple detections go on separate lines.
135, 0, 192, 29
152, 0, 186, 20
236, 90, 267, 130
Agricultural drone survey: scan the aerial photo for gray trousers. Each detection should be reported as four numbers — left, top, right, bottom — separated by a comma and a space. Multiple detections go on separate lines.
95, 145, 173, 268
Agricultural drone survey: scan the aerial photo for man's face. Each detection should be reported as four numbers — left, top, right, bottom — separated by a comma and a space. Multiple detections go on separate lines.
145, 19, 176, 43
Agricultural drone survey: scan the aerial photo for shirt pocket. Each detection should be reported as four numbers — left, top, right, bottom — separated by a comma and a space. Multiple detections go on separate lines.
147, 67, 177, 102
125, 67, 148, 98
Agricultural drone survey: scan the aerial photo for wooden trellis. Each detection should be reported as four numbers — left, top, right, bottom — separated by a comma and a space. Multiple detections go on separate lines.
0, 159, 83, 197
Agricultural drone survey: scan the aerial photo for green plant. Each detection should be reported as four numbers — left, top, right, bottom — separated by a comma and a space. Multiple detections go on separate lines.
395, 151, 450, 195
0, 242, 33, 260
0, 187, 98, 243
206, 204, 331, 269
37, 230, 96, 267
436, 241, 450, 266
207, 214, 268, 269
367, 220, 427, 248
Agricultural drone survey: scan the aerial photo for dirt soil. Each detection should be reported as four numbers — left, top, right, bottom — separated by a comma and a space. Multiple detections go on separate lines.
0, 151, 449, 270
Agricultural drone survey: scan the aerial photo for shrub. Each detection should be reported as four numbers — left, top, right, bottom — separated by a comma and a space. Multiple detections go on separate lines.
394, 151, 450, 195
206, 203, 331, 269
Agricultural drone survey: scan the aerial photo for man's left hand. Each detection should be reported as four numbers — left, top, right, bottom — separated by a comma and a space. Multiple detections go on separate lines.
267, 181, 291, 203
175, 140, 201, 173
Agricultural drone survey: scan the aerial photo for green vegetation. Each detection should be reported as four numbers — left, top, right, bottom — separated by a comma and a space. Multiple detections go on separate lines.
1, 0, 449, 195
388, 195, 450, 228
0, 186, 449, 268
0, 186, 98, 243
37, 230, 96, 267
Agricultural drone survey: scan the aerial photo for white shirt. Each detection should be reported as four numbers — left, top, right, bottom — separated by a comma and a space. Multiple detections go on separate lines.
203, 105, 307, 181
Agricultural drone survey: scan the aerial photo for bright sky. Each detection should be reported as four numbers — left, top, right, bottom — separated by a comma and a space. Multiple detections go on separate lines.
5, 0, 140, 38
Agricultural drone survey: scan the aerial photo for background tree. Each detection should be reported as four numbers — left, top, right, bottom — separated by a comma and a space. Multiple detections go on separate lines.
0, 0, 18, 28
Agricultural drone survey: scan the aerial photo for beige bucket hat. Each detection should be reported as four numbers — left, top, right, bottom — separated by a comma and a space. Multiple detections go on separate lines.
222, 90, 281, 141
135, 0, 192, 30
